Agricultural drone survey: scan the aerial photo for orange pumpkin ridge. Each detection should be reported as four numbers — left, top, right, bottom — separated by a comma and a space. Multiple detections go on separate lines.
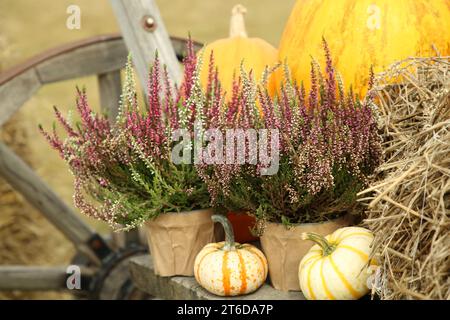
237, 251, 248, 294
194, 215, 268, 297
222, 251, 231, 295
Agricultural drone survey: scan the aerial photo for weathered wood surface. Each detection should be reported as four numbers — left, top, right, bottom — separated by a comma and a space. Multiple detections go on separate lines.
129, 255, 305, 300
110, 0, 182, 87
98, 70, 122, 122
0, 68, 41, 127
0, 36, 127, 128
0, 266, 93, 291
36, 39, 128, 84
0, 35, 202, 128
0, 35, 123, 85
0, 142, 98, 256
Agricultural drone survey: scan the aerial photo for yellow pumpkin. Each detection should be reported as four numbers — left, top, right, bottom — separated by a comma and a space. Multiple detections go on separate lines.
194, 215, 268, 296
277, 0, 450, 96
200, 4, 278, 98
299, 227, 377, 300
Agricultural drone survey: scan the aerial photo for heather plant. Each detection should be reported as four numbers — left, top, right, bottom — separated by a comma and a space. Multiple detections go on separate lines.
197, 40, 383, 227
40, 41, 220, 230
40, 37, 382, 230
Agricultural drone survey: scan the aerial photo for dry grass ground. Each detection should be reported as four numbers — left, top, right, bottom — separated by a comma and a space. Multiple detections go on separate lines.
0, 0, 295, 299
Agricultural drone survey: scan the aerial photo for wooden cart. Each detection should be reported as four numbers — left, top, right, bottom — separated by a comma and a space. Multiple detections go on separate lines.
0, 0, 201, 299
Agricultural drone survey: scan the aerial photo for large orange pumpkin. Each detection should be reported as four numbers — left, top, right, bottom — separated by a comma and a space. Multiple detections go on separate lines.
200, 4, 278, 98
277, 0, 450, 97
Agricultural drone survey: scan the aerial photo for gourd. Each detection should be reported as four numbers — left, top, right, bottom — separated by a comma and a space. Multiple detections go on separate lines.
194, 214, 268, 296
298, 227, 377, 300
199, 4, 278, 98
277, 0, 450, 96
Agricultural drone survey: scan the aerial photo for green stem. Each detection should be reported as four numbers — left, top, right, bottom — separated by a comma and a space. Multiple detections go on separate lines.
301, 232, 336, 256
212, 214, 235, 251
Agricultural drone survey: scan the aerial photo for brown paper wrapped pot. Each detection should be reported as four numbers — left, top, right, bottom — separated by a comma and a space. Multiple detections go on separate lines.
260, 214, 352, 291
144, 208, 214, 277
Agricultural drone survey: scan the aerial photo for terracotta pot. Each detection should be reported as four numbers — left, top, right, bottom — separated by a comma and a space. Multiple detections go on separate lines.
260, 214, 353, 291
144, 208, 214, 277
227, 211, 258, 243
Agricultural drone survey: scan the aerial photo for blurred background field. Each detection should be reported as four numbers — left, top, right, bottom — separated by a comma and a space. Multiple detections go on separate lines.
0, 0, 295, 299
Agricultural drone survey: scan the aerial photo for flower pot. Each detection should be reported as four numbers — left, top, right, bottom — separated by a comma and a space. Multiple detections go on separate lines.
260, 214, 352, 291
227, 211, 258, 243
144, 208, 215, 277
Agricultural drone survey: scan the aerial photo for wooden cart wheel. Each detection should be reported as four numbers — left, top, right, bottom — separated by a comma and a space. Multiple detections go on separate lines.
0, 34, 202, 299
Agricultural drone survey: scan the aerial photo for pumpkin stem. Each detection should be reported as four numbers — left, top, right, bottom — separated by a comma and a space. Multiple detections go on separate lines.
301, 232, 336, 256
212, 214, 236, 251
229, 4, 248, 38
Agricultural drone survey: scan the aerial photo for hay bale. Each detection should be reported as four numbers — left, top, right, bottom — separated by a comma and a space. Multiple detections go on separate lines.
359, 55, 449, 300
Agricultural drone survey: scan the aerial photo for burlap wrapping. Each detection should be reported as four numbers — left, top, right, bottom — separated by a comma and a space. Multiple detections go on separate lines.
145, 208, 214, 277
260, 214, 352, 291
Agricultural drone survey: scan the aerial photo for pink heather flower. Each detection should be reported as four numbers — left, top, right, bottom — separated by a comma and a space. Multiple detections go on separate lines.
181, 36, 197, 99
40, 39, 216, 228
200, 39, 382, 220
41, 38, 382, 227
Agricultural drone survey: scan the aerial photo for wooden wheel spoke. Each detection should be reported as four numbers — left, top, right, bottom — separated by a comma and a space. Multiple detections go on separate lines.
0, 0, 203, 296
0, 142, 110, 262
0, 265, 95, 291
109, 0, 182, 88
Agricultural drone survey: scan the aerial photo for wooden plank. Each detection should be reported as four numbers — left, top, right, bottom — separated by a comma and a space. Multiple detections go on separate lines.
36, 39, 127, 84
0, 266, 67, 291
98, 70, 122, 122
0, 142, 95, 248
0, 266, 94, 291
109, 0, 182, 88
129, 255, 305, 300
0, 68, 41, 127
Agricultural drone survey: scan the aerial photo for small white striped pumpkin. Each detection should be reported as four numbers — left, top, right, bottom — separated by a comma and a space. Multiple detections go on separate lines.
299, 227, 376, 300
194, 215, 268, 296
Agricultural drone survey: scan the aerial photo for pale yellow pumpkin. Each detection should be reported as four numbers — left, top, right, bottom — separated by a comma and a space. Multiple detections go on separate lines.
194, 215, 268, 296
299, 227, 377, 300
199, 4, 278, 99
277, 0, 450, 96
